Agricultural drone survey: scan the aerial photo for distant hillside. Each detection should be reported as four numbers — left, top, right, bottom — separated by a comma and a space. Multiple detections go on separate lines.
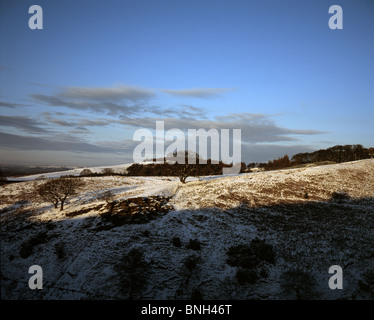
0, 165, 75, 178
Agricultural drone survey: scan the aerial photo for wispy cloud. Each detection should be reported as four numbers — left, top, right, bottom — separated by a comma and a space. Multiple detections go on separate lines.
30, 84, 157, 116
62, 85, 155, 102
116, 112, 325, 143
32, 93, 143, 116
153, 105, 208, 119
42, 112, 111, 128
0, 115, 50, 134
160, 87, 235, 99
0, 101, 30, 108
31, 84, 213, 118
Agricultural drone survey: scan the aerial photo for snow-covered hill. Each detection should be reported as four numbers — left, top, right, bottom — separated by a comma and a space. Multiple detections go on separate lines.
6, 163, 135, 182
1, 159, 373, 300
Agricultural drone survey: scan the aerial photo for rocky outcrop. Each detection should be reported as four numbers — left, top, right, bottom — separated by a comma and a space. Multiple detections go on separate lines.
99, 195, 173, 225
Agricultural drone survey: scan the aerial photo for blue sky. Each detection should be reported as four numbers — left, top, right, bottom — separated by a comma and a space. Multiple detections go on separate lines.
0, 0, 373, 166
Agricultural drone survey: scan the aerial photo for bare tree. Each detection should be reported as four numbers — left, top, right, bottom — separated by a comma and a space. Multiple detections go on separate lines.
177, 162, 196, 183
170, 151, 198, 183
35, 180, 60, 208
36, 177, 85, 211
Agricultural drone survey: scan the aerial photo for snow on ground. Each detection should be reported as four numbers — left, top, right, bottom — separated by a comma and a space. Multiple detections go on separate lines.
1, 159, 374, 300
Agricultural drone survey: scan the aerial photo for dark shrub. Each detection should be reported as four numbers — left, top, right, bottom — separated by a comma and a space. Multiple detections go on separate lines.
236, 268, 258, 285
226, 244, 258, 268
331, 191, 351, 203
46, 222, 56, 230
249, 238, 275, 264
54, 242, 66, 259
259, 268, 269, 278
20, 232, 48, 259
359, 270, 374, 297
172, 237, 182, 247
186, 239, 201, 250
184, 254, 200, 272
226, 244, 251, 267
280, 268, 316, 300
226, 239, 276, 277
142, 230, 150, 237
115, 248, 149, 299
20, 243, 34, 259
190, 288, 203, 300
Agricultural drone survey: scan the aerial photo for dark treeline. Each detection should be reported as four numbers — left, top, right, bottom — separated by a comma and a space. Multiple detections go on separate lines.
126, 159, 236, 177
126, 144, 373, 177
259, 155, 292, 171
291, 144, 373, 165
258, 144, 373, 171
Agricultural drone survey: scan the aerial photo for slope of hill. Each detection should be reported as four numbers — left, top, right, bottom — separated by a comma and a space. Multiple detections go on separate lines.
1, 159, 373, 300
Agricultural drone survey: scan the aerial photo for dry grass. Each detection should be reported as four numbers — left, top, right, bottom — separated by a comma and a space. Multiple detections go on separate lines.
173, 159, 374, 209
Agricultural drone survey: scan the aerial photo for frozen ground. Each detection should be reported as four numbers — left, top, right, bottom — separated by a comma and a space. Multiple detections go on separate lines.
1, 159, 373, 300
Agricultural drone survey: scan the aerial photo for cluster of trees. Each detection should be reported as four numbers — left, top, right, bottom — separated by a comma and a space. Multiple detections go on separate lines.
291, 145, 373, 165
127, 160, 235, 183
126, 152, 247, 183
260, 155, 292, 171
249, 144, 373, 171
79, 168, 125, 176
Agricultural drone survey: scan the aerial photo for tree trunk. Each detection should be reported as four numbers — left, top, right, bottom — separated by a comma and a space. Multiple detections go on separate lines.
109, 202, 115, 214
60, 195, 68, 211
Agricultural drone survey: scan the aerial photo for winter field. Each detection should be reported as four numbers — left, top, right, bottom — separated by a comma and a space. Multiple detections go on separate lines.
1, 159, 373, 300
